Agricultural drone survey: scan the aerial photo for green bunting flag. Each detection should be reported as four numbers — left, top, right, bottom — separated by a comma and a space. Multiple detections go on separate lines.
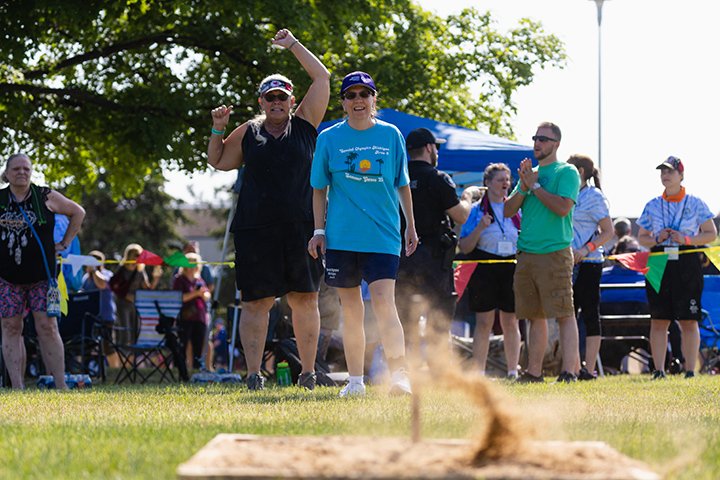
644, 253, 669, 294
163, 251, 194, 268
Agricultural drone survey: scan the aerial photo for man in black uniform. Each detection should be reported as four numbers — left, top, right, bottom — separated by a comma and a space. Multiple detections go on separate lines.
396, 127, 481, 358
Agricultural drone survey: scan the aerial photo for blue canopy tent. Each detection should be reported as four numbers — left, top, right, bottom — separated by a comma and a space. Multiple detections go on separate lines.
318, 108, 534, 187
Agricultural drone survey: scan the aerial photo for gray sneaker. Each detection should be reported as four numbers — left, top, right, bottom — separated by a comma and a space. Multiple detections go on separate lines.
297, 372, 317, 390
246, 372, 265, 391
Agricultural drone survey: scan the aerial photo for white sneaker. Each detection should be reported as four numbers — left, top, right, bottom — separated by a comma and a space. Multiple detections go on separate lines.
339, 381, 366, 398
389, 368, 412, 396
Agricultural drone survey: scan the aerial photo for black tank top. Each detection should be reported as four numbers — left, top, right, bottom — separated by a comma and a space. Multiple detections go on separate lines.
231, 115, 317, 230
0, 185, 56, 284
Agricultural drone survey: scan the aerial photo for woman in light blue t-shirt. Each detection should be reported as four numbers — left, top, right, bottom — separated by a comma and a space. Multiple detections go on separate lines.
308, 71, 418, 398
567, 155, 613, 380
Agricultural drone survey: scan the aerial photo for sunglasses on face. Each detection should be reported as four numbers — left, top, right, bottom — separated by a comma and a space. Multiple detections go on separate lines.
532, 135, 559, 143
342, 90, 374, 100
263, 92, 289, 102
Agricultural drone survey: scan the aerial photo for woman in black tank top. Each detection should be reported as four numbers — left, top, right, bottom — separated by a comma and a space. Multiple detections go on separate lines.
0, 153, 85, 389
205, 28, 330, 391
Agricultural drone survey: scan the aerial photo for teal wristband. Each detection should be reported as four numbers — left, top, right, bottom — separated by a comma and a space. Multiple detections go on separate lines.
211, 128, 225, 135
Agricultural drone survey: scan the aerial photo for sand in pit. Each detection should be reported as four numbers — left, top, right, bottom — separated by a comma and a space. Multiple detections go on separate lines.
177, 434, 660, 480
178, 350, 658, 479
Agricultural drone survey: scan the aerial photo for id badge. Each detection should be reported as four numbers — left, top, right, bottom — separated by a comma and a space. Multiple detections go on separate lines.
498, 241, 513, 255
665, 246, 679, 261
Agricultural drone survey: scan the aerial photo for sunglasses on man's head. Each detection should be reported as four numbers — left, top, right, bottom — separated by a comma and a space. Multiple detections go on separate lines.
342, 90, 374, 100
263, 92, 289, 102
532, 135, 559, 143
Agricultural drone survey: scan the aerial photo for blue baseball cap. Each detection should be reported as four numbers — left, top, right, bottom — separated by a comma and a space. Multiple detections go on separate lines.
340, 71, 377, 94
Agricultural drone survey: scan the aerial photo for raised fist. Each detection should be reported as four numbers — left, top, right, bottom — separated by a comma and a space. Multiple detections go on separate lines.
210, 104, 233, 130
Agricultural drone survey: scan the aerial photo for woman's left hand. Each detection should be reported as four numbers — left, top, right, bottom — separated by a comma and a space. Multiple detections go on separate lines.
271, 29, 297, 49
307, 233, 326, 259
405, 227, 419, 257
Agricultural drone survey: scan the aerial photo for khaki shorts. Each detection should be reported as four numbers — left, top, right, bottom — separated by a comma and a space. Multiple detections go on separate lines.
513, 248, 574, 320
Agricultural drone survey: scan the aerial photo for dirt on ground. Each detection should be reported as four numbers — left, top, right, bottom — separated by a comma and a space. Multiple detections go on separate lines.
178, 355, 658, 479
177, 434, 659, 480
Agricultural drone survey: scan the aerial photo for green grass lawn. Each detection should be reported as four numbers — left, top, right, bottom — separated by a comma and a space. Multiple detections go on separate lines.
0, 374, 718, 479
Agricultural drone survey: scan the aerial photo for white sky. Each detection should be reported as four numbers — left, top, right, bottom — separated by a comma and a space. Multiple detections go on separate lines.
165, 0, 720, 217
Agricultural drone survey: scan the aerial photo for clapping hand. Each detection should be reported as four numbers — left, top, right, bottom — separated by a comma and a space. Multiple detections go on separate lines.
518, 158, 537, 191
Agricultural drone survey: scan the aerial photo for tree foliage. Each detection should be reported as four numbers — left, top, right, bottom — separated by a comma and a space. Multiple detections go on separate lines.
78, 173, 187, 258
0, 0, 565, 198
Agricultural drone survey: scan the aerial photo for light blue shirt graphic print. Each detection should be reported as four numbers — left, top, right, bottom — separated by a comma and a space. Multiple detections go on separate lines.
311, 120, 409, 255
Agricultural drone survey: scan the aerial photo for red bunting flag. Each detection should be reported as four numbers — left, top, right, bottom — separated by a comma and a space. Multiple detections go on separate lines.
613, 251, 650, 274
453, 263, 478, 301
136, 249, 164, 266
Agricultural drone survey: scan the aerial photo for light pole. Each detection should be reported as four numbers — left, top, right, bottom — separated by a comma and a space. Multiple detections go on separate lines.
591, 0, 608, 171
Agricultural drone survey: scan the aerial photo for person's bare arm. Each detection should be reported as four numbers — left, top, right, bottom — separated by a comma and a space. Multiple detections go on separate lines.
207, 106, 248, 172
308, 187, 328, 259
504, 190, 526, 218
668, 218, 718, 246
398, 185, 418, 257
638, 227, 660, 248
574, 216, 614, 263
446, 186, 482, 225
531, 187, 575, 217
273, 29, 330, 128
45, 190, 85, 251
458, 214, 492, 254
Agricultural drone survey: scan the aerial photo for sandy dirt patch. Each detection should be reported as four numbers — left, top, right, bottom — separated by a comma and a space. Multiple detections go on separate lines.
177, 434, 659, 480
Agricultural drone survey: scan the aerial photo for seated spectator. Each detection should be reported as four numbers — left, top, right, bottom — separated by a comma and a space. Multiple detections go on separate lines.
173, 252, 211, 370
80, 250, 119, 367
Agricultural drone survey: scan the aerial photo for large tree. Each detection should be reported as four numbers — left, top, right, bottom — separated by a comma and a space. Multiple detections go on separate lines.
78, 173, 187, 258
1, 0, 565, 198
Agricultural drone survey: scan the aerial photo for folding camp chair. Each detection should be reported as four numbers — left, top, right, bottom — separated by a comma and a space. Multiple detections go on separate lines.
599, 281, 653, 373
699, 309, 720, 374
113, 290, 184, 384
59, 291, 106, 381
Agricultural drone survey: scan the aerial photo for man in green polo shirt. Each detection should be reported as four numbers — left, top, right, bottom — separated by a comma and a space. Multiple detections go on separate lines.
504, 121, 581, 383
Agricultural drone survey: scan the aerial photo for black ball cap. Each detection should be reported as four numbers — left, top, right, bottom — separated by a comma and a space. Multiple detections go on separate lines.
406, 128, 447, 150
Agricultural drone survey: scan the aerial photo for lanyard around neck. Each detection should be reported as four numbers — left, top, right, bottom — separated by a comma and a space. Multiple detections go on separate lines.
489, 201, 508, 236
662, 196, 687, 231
